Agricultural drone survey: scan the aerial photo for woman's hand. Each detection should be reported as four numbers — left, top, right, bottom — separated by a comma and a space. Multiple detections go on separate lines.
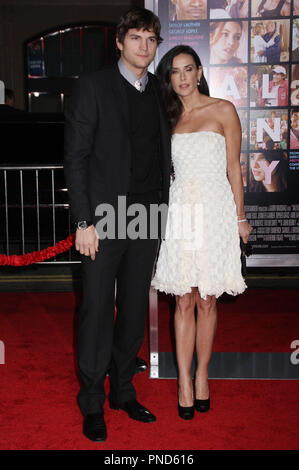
238, 220, 253, 244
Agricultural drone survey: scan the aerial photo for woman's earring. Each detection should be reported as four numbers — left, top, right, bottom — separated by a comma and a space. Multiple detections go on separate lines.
197, 79, 201, 86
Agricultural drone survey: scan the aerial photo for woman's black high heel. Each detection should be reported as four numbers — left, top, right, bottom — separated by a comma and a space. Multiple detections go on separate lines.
195, 376, 210, 412
194, 397, 210, 413
177, 385, 194, 420
178, 403, 195, 420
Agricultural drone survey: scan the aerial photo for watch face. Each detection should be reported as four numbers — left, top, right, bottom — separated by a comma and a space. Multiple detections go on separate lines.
78, 221, 88, 230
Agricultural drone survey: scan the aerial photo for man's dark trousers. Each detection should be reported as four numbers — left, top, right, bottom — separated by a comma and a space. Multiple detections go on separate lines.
77, 198, 159, 416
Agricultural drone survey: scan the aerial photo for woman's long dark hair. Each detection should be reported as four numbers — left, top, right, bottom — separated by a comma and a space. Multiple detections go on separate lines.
156, 45, 209, 131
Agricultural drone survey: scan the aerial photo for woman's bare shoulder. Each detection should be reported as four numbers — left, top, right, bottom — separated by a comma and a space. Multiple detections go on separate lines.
213, 98, 237, 113
202, 98, 235, 119
198, 96, 226, 112
203, 95, 222, 106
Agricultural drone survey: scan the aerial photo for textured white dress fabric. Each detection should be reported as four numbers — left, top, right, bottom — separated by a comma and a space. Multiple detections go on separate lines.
151, 131, 247, 299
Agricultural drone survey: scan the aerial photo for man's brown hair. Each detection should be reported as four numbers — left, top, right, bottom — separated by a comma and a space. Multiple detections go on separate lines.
116, 7, 163, 54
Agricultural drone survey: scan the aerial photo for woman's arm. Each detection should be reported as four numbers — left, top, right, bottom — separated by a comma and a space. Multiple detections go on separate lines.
264, 32, 278, 48
221, 101, 252, 243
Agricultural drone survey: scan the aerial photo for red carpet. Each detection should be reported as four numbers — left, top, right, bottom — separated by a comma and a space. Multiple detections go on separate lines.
158, 289, 299, 352
0, 290, 298, 450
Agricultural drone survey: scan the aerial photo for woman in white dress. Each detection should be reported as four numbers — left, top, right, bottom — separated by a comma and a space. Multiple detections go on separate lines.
151, 45, 252, 419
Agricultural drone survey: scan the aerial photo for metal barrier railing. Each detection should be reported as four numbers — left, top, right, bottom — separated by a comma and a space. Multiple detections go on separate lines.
0, 164, 159, 376
0, 164, 79, 263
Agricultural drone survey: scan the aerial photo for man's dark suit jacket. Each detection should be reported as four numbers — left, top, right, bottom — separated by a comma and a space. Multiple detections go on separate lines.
64, 64, 171, 226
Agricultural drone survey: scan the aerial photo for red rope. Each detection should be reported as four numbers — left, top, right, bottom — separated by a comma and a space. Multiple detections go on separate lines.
0, 233, 75, 266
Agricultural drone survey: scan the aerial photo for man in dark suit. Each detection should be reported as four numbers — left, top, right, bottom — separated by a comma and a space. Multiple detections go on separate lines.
64, 7, 171, 442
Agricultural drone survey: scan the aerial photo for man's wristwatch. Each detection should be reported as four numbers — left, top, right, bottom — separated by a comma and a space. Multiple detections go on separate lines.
75, 220, 93, 230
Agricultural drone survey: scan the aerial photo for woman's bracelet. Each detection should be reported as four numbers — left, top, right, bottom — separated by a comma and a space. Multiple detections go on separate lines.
238, 219, 247, 223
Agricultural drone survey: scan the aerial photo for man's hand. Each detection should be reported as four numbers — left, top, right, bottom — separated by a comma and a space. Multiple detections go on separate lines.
75, 225, 99, 260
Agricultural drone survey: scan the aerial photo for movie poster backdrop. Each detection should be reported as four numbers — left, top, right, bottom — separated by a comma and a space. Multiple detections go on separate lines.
152, 0, 299, 255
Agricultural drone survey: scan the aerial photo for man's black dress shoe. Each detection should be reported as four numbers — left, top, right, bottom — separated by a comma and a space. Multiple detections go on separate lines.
110, 399, 156, 423
83, 412, 107, 442
106, 357, 147, 376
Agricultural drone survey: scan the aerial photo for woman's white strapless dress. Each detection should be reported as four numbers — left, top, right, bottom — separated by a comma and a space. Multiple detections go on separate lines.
151, 131, 247, 299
